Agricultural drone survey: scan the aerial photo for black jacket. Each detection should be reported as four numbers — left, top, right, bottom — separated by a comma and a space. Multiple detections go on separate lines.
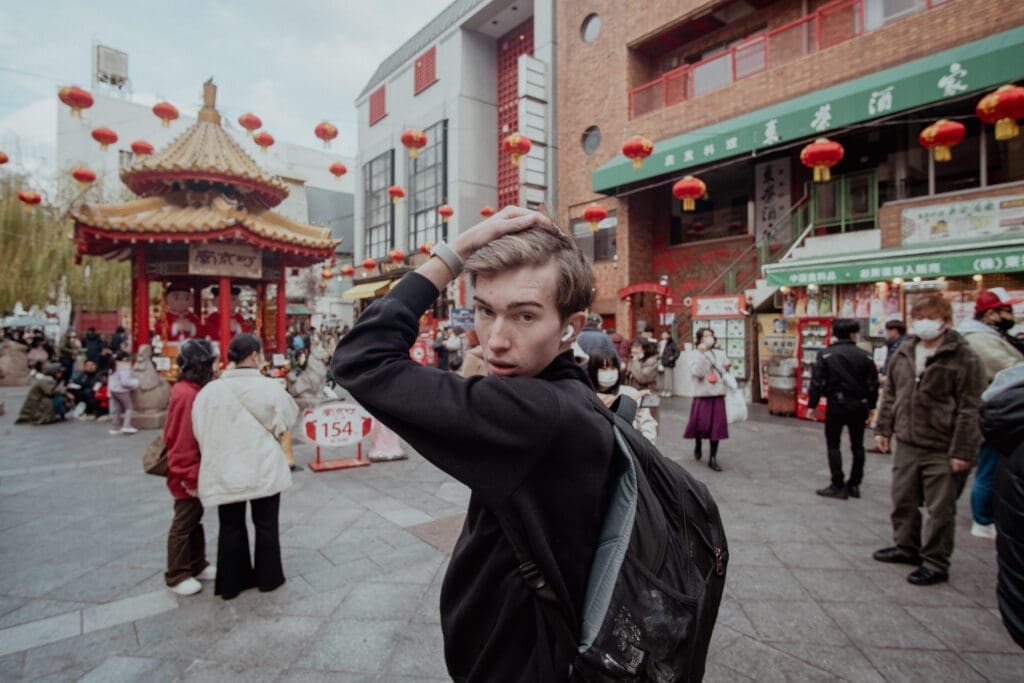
332, 273, 615, 682
808, 339, 878, 410
660, 339, 680, 368
982, 373, 1024, 649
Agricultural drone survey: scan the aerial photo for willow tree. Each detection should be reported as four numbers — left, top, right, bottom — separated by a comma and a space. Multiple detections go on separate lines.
0, 173, 129, 313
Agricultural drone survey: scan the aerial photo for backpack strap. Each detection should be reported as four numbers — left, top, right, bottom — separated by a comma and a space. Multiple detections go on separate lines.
609, 393, 637, 425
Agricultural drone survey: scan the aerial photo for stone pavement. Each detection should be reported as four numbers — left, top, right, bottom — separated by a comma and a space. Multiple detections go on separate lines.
0, 384, 1020, 681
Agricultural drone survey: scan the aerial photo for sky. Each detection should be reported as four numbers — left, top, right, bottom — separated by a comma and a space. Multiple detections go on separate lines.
0, 0, 452, 179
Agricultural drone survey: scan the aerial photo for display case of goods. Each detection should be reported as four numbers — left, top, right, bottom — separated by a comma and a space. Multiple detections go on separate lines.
796, 317, 832, 421
691, 295, 748, 379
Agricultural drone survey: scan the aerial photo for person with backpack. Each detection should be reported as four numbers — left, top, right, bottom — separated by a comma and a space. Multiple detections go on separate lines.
332, 208, 726, 681
807, 319, 879, 500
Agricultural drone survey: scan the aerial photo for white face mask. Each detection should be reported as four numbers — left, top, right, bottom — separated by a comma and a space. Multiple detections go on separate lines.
911, 318, 944, 341
597, 369, 619, 389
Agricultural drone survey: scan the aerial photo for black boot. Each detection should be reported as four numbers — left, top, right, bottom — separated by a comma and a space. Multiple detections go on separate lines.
694, 438, 703, 461
708, 454, 722, 472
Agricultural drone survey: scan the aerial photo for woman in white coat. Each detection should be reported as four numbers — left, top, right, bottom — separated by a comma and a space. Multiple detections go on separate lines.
192, 334, 298, 600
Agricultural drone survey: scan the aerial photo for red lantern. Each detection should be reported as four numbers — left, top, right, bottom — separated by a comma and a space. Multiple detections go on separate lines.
71, 167, 97, 188
419, 242, 434, 255
622, 135, 654, 170
389, 249, 406, 264
401, 129, 428, 158
131, 140, 154, 156
480, 206, 496, 218
438, 205, 454, 223
17, 190, 41, 210
340, 265, 355, 277
799, 137, 844, 182
152, 101, 179, 127
317, 281, 328, 291
672, 176, 706, 211
314, 121, 338, 147
329, 162, 348, 180
362, 257, 378, 271
321, 268, 335, 280
582, 204, 608, 233
91, 128, 118, 150
502, 132, 532, 166
976, 84, 1024, 141
919, 119, 966, 162
388, 185, 406, 204
253, 131, 275, 152
238, 112, 262, 136
0, 151, 8, 165
58, 86, 93, 117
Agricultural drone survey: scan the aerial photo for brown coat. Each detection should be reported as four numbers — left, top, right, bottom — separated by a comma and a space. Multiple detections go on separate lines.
876, 330, 984, 463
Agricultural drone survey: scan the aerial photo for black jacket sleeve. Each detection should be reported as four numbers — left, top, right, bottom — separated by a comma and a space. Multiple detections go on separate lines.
331, 273, 559, 507
808, 354, 827, 410
865, 355, 880, 407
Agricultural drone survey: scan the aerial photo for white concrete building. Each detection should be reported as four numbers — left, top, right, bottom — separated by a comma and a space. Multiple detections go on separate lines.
354, 0, 557, 308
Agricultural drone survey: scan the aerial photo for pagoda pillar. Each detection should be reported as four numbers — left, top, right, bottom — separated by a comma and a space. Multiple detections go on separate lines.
219, 276, 231, 362
136, 247, 150, 350
277, 270, 287, 354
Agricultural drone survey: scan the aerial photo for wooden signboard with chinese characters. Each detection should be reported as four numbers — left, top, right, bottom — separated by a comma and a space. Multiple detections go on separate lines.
188, 243, 262, 279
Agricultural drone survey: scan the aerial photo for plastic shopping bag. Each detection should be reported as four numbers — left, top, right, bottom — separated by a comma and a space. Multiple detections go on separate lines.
725, 387, 748, 424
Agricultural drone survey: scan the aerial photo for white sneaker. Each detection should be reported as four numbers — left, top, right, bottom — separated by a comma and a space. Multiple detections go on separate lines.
120, 426, 138, 434
196, 566, 217, 581
96, 414, 112, 422
169, 577, 202, 596
970, 521, 997, 540
73, 402, 87, 418
109, 429, 123, 436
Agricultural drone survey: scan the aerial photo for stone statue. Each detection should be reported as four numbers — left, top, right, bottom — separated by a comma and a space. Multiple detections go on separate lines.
0, 339, 30, 386
286, 340, 329, 411
130, 344, 171, 429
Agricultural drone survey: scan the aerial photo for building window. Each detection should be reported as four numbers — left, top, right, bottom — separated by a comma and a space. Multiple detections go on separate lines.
864, 0, 928, 31
572, 211, 617, 263
369, 85, 386, 125
581, 126, 601, 155
118, 150, 135, 170
363, 149, 394, 260
414, 46, 437, 95
580, 13, 601, 43
409, 120, 448, 249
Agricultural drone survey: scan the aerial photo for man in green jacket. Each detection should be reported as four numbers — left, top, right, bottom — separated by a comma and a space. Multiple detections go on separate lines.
873, 295, 985, 586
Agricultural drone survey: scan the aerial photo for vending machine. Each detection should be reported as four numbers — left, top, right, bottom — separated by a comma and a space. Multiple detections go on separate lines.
796, 317, 832, 421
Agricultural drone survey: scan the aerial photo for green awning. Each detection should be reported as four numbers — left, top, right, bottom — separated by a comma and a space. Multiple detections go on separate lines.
592, 27, 1024, 194
762, 240, 1024, 287
286, 304, 312, 315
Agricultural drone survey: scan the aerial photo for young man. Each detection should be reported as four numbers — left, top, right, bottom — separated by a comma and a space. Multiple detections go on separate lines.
332, 208, 615, 681
808, 319, 879, 500
873, 295, 984, 586
956, 287, 1024, 540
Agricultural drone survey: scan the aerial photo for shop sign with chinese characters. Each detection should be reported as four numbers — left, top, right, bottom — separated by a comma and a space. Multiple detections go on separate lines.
764, 245, 1024, 287
692, 295, 747, 318
902, 195, 1024, 244
188, 243, 262, 279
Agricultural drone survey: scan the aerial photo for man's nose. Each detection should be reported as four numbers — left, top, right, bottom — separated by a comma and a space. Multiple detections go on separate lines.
488, 319, 512, 351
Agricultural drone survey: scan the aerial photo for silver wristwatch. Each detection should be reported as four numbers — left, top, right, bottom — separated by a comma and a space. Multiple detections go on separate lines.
429, 242, 464, 278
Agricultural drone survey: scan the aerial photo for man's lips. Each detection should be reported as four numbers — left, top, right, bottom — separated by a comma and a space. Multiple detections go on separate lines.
488, 360, 517, 375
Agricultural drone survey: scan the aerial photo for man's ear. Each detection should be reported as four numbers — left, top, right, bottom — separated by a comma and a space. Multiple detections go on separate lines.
562, 311, 587, 345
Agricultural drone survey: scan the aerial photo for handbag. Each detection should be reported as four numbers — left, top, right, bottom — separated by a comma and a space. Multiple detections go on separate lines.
143, 434, 168, 477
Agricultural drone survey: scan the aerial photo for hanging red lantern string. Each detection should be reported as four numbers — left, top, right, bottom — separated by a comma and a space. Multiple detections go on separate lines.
401, 129, 428, 158
58, 86, 94, 118
389, 249, 406, 265
362, 257, 378, 272
799, 137, 844, 182
388, 185, 406, 204
253, 131, 275, 152
919, 119, 966, 162
419, 242, 434, 255
314, 121, 338, 148
976, 84, 1024, 141
329, 162, 348, 180
582, 204, 609, 233
152, 101, 179, 127
622, 135, 654, 170
91, 127, 118, 151
339, 265, 355, 277
438, 205, 454, 223
317, 281, 328, 291
71, 167, 97, 189
238, 112, 262, 138
0, 151, 9, 165
502, 132, 532, 167
480, 206, 495, 218
18, 190, 41, 210
321, 267, 335, 280
131, 140, 154, 156
672, 176, 706, 211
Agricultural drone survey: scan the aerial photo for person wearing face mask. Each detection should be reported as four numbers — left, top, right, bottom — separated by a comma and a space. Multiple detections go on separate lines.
956, 288, 1024, 541
586, 347, 658, 443
684, 327, 730, 472
873, 295, 985, 586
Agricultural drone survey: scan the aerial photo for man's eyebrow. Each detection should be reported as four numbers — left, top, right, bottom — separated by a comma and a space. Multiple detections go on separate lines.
473, 296, 544, 310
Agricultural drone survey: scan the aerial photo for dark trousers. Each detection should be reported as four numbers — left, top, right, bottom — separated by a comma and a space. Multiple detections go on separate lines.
216, 494, 284, 599
165, 498, 208, 586
824, 405, 868, 487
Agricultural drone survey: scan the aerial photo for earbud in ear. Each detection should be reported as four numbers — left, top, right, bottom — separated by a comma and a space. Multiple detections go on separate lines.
561, 325, 575, 342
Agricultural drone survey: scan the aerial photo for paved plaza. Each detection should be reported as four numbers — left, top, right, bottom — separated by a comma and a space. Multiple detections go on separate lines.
0, 384, 1020, 681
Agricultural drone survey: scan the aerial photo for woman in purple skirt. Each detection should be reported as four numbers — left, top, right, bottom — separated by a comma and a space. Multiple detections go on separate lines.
684, 327, 730, 472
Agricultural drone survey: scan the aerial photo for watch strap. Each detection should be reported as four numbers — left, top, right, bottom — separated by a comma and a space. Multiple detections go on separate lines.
430, 242, 464, 278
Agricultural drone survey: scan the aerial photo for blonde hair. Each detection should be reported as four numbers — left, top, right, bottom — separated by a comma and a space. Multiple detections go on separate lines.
464, 228, 594, 321
910, 295, 953, 323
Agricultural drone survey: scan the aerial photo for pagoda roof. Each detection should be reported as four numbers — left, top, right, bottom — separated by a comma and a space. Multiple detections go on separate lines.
120, 81, 289, 209
72, 192, 340, 262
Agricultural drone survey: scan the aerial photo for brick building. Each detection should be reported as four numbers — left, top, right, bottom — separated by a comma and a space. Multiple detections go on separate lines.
556, 0, 1024, 397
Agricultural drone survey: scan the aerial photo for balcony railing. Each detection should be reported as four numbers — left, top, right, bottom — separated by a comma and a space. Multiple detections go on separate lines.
629, 0, 944, 118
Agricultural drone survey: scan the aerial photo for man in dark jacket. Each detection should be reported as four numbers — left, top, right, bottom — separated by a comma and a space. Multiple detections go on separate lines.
808, 319, 879, 500
575, 313, 618, 361
332, 209, 615, 680
981, 364, 1024, 649
873, 295, 985, 586
82, 327, 103, 364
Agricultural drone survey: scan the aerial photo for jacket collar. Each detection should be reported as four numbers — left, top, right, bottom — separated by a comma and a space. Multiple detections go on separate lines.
222, 367, 263, 379
896, 328, 967, 361
537, 350, 592, 388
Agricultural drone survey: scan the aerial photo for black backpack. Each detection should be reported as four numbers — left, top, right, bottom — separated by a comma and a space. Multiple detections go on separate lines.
500, 385, 729, 681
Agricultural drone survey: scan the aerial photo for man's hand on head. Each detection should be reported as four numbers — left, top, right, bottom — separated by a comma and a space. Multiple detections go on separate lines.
451, 206, 555, 261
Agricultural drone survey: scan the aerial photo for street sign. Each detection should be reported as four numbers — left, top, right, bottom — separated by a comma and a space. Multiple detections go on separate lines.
301, 401, 373, 448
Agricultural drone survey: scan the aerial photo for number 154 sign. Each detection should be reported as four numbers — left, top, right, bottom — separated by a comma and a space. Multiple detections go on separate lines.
302, 402, 374, 448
